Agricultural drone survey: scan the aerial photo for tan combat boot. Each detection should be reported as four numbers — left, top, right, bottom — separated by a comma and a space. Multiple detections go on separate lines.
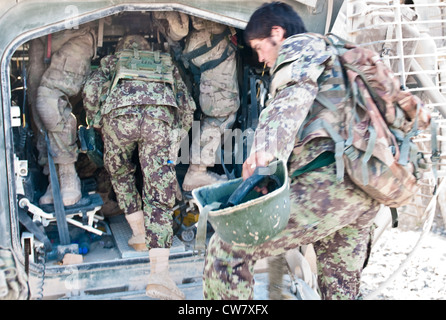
58, 163, 82, 206
39, 181, 54, 206
125, 210, 147, 251
182, 164, 227, 191
39, 163, 81, 206
146, 248, 185, 300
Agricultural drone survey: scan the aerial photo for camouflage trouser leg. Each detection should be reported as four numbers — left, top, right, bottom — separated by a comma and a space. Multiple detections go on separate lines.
34, 28, 95, 164
41, 112, 78, 164
314, 219, 375, 299
203, 162, 379, 300
102, 108, 178, 249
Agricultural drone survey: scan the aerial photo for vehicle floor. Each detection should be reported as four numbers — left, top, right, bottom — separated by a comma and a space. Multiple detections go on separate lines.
48, 214, 296, 300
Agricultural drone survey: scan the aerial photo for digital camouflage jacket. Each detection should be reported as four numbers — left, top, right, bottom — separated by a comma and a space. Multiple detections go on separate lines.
252, 34, 346, 176
82, 51, 196, 134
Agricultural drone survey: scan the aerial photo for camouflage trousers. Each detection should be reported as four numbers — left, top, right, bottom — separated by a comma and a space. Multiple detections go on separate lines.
102, 106, 178, 249
203, 162, 379, 300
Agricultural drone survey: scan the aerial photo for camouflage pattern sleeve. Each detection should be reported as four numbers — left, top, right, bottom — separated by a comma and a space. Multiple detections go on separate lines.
82, 55, 116, 127
251, 35, 332, 162
252, 84, 317, 162
172, 65, 196, 133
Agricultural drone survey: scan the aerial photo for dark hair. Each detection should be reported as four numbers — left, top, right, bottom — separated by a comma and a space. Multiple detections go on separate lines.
244, 2, 307, 43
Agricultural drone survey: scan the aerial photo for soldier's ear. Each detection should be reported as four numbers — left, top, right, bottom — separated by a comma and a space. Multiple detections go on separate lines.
270, 26, 286, 41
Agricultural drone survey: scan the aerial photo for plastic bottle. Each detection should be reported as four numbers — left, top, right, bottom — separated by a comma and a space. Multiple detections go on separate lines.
77, 233, 90, 255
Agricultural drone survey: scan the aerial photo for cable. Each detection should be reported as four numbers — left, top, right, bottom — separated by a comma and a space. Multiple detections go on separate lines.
364, 178, 445, 300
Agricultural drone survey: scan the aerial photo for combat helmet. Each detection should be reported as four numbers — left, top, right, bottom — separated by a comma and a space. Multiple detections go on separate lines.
193, 160, 290, 248
115, 34, 151, 51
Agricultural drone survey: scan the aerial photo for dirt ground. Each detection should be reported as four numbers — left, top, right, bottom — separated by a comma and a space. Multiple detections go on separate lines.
360, 210, 446, 300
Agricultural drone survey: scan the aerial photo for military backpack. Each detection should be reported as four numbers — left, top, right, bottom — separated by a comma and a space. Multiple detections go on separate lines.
109, 43, 175, 92
289, 34, 434, 225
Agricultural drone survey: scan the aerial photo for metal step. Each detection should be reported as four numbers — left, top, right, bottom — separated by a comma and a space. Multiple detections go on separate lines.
109, 214, 189, 259
62, 272, 296, 300
56, 215, 301, 300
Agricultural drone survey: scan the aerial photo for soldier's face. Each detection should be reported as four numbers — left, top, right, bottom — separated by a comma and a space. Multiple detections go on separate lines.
249, 26, 285, 68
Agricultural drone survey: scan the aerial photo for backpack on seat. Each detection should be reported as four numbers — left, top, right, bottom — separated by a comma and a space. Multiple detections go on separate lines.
300, 33, 432, 218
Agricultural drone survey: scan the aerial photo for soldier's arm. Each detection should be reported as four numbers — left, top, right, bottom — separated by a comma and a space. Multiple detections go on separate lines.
251, 83, 318, 164
82, 55, 115, 127
249, 38, 331, 166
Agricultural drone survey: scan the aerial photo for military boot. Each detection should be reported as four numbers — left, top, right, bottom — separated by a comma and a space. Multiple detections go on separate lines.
182, 164, 227, 191
125, 210, 148, 251
39, 181, 54, 206
58, 163, 82, 206
146, 248, 185, 300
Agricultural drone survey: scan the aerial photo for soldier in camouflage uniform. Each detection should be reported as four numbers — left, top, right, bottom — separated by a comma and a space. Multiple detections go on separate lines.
181, 18, 240, 191
27, 26, 96, 206
82, 35, 195, 300
203, 2, 380, 300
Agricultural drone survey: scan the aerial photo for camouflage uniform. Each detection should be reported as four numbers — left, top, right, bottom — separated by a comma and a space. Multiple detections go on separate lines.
28, 26, 96, 167
182, 23, 239, 191
203, 34, 380, 300
27, 26, 96, 206
187, 26, 239, 167
82, 35, 195, 248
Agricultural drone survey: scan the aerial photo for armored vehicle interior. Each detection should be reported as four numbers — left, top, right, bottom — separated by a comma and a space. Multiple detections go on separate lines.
5, 0, 446, 300
8, 9, 272, 298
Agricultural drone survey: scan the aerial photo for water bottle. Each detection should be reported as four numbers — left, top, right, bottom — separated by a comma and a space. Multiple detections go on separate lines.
77, 234, 90, 255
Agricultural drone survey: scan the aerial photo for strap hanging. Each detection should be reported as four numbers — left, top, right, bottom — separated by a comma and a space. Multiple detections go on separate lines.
44, 34, 52, 64
362, 126, 376, 186
44, 131, 70, 245
195, 202, 221, 255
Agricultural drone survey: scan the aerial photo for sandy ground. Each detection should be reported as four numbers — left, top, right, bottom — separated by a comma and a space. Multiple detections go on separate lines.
360, 212, 446, 300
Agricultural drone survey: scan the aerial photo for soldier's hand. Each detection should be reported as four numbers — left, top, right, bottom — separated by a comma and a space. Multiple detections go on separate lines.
242, 151, 274, 195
